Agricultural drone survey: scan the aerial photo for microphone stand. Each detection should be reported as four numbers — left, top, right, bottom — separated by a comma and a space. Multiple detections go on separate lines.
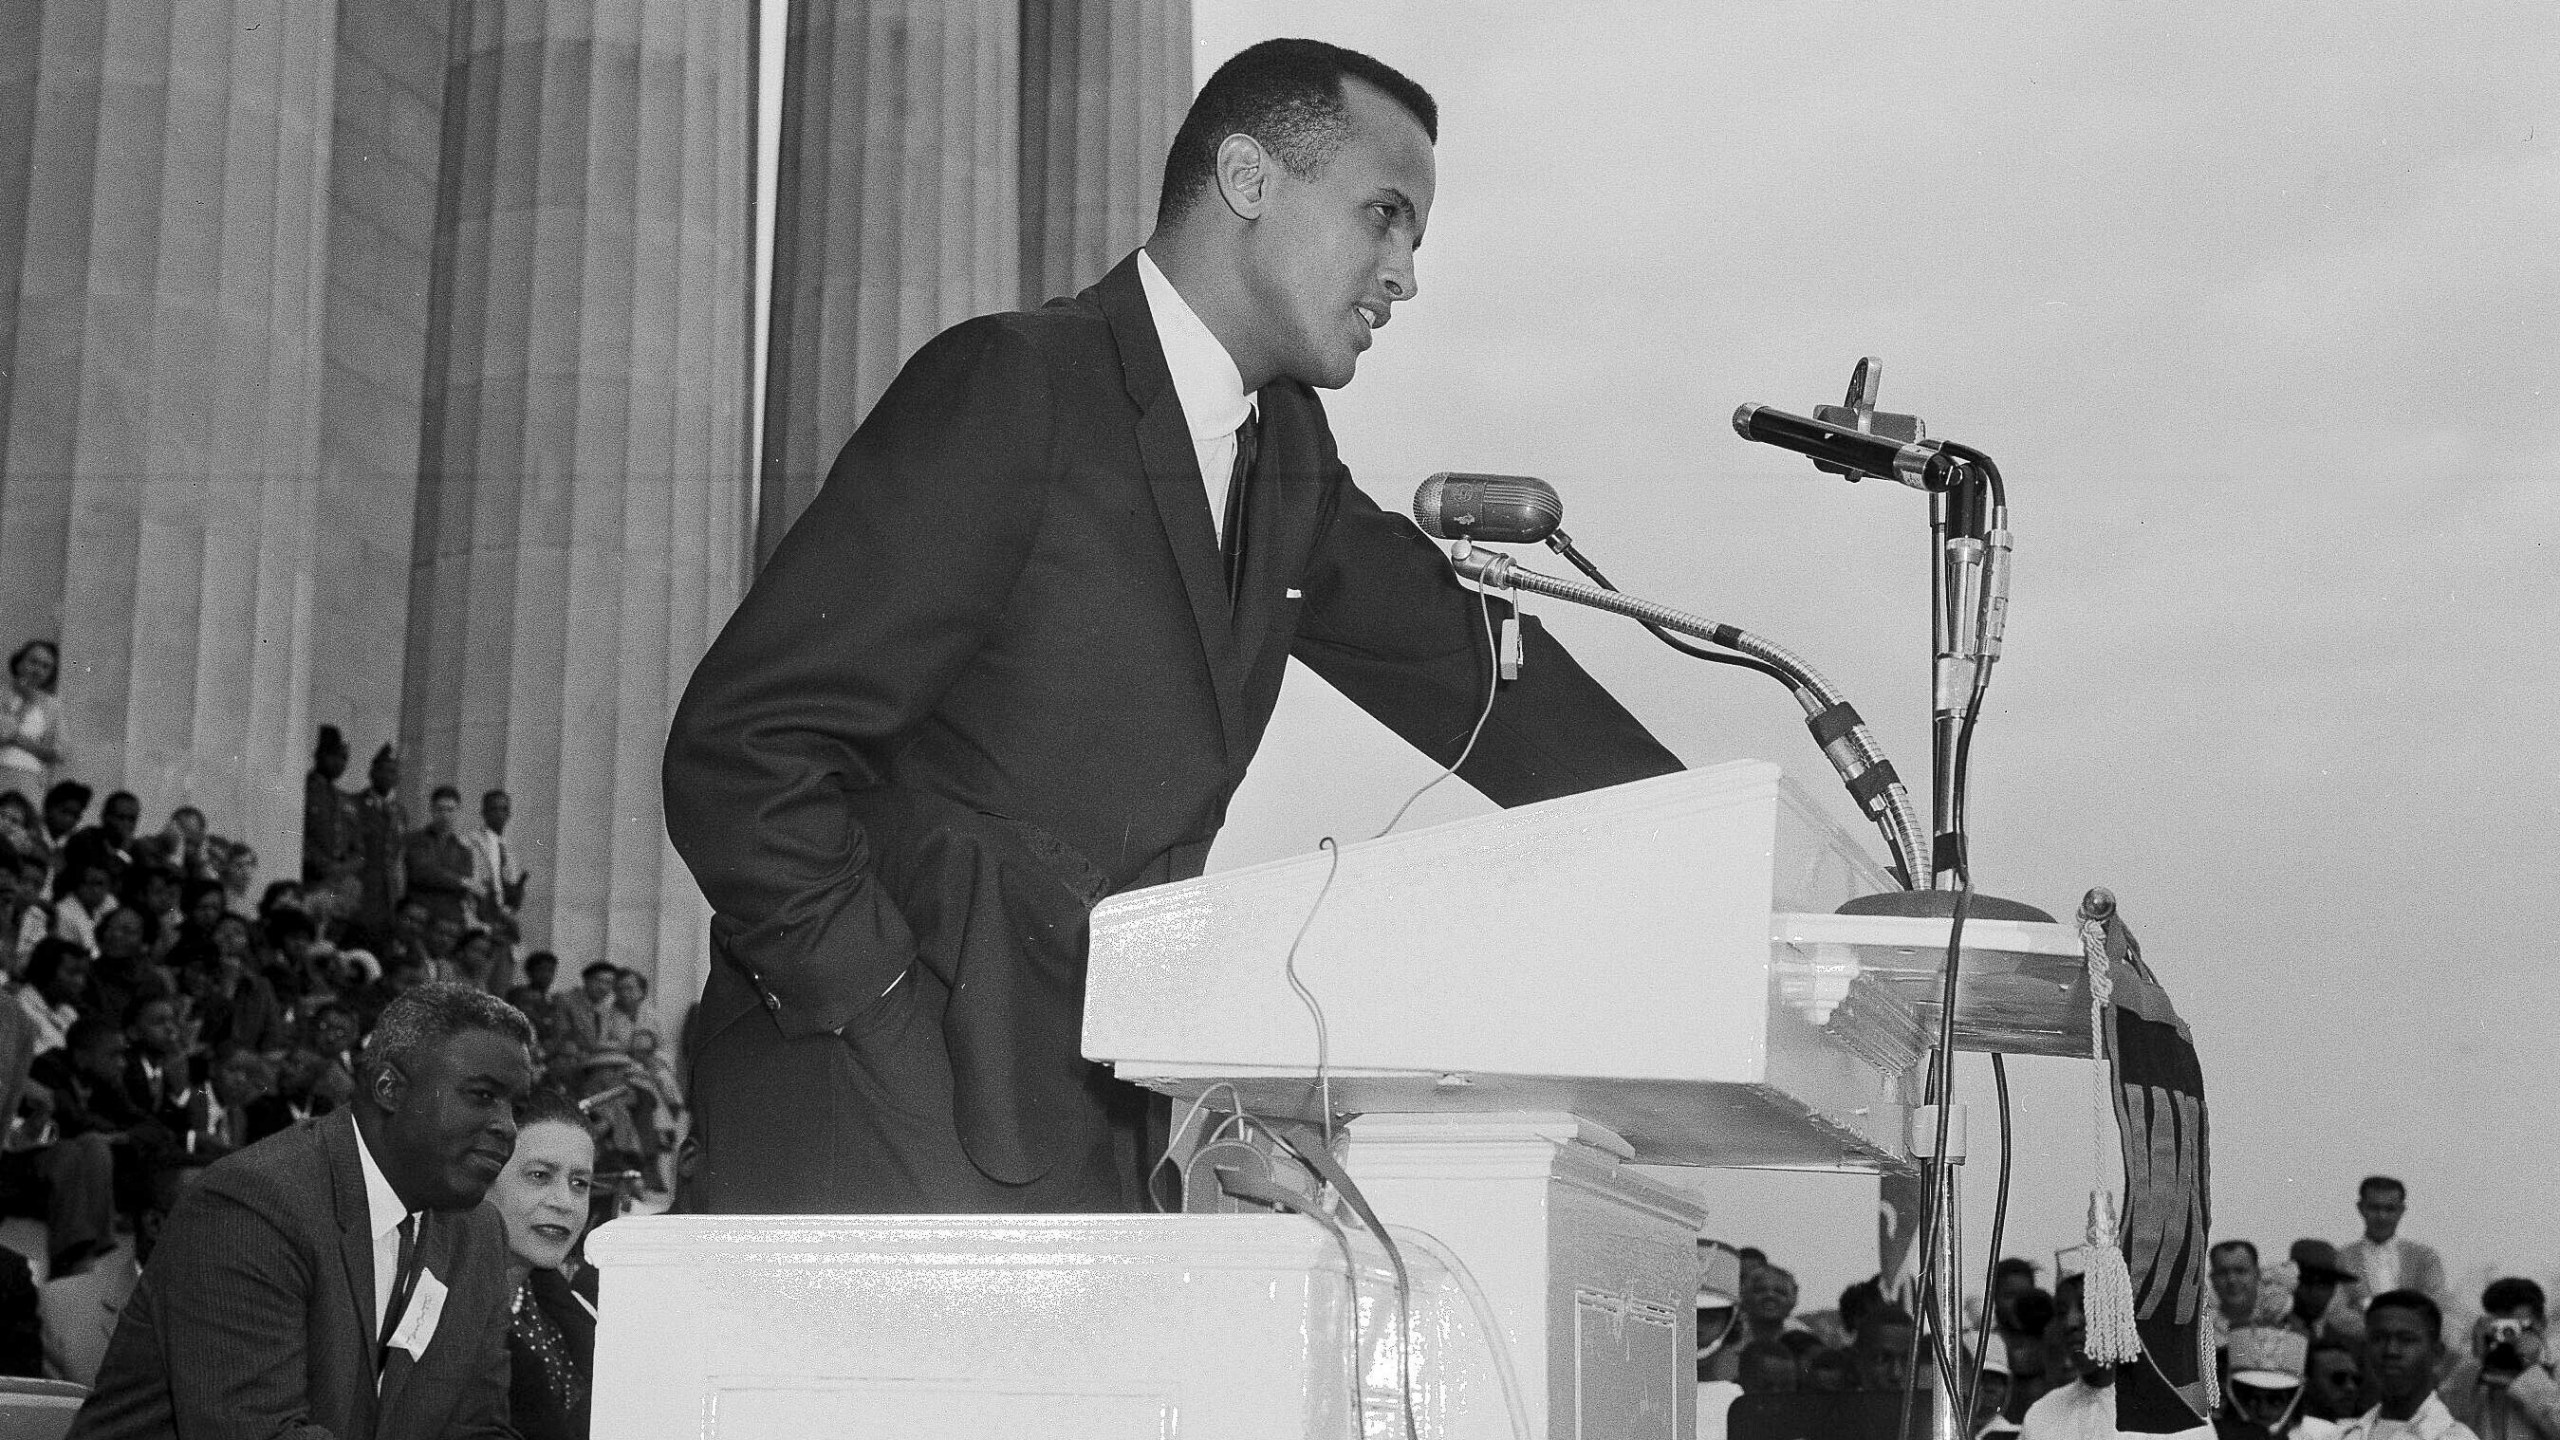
1442, 540, 1931, 896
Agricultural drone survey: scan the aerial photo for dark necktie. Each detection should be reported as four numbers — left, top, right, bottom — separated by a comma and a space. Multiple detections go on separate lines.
1221, 410, 1259, 602
377, 1212, 423, 1367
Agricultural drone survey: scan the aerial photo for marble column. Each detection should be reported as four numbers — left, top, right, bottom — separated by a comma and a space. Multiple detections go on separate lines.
0, 0, 334, 870
408, 0, 753, 1003
308, 0, 455, 759
1016, 0, 1187, 307
754, 0, 1023, 561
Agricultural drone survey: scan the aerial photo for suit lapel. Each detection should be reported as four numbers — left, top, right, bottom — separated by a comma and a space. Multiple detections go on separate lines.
322, 1113, 383, 1433
1092, 252, 1250, 757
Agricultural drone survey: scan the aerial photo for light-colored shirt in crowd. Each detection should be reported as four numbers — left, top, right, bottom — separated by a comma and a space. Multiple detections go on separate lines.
2019, 1377, 2213, 1440
2335, 1392, 2480, 1440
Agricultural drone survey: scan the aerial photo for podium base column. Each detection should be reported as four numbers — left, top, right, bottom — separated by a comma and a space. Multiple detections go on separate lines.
1340, 1111, 1708, 1440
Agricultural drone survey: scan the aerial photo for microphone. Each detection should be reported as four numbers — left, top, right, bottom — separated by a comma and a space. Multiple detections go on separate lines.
1412, 473, 1563, 544
1731, 403, 1964, 492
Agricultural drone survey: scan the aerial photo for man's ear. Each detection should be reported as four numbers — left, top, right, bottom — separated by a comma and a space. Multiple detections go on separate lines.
1214, 132, 1270, 219
370, 1060, 407, 1115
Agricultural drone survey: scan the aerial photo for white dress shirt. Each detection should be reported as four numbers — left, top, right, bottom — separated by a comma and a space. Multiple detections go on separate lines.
466, 826, 522, 913
1136, 248, 1257, 538
351, 1120, 421, 1344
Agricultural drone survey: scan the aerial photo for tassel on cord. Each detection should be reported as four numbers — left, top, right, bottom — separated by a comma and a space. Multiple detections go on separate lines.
2078, 910, 2143, 1366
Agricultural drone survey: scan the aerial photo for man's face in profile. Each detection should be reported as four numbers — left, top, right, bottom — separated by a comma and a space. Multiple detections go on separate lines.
379, 1026, 531, 1212
1238, 77, 1433, 391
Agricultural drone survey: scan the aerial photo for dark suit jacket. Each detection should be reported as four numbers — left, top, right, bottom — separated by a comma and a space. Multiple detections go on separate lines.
664, 251, 1681, 1183
69, 1109, 514, 1440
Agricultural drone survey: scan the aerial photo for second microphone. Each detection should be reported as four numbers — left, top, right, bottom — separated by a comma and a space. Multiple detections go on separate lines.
1412, 472, 1563, 544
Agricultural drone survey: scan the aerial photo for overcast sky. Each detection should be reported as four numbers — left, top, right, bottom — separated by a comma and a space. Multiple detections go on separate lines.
1194, 2, 2559, 1313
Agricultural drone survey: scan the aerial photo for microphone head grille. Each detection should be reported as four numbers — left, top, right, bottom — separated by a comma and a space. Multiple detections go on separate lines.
1411, 473, 1449, 536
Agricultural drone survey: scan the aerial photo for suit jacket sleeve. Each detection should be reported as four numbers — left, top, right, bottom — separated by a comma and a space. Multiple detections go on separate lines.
664, 319, 1055, 1038
128, 1167, 340, 1439
1292, 466, 1683, 804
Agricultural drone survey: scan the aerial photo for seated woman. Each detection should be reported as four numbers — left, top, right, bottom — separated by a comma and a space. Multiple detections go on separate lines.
492, 1089, 601, 1440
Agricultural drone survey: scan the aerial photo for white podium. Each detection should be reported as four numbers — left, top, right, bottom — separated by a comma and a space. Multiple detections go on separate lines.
593, 762, 2084, 1438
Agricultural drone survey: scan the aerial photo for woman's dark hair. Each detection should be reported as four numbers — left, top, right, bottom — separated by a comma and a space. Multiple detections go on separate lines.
2012, 1288, 2056, 1336
9, 640, 57, 693
514, 1084, 590, 1131
24, 937, 86, 994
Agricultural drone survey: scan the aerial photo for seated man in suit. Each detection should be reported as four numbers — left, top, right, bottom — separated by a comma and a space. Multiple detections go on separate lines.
69, 982, 534, 1440
665, 37, 1683, 1216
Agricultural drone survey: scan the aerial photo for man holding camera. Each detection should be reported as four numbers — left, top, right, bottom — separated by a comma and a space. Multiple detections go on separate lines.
2443, 1279, 2560, 1439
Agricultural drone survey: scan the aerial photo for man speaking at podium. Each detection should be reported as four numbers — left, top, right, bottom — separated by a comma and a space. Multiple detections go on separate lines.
665, 39, 1681, 1215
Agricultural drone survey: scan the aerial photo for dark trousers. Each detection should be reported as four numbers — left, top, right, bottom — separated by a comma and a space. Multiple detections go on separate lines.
686, 962, 1148, 1214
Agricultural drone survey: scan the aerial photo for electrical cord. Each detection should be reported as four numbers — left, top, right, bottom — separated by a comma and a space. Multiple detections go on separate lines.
1371, 588, 1503, 840
1958, 1053, 2014, 1432
1542, 531, 1790, 683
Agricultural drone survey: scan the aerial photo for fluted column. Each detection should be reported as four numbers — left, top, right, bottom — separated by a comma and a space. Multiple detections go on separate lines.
308, 0, 455, 756
754, 0, 1022, 561
408, 0, 752, 1003
1017, 0, 1187, 305
0, 0, 333, 870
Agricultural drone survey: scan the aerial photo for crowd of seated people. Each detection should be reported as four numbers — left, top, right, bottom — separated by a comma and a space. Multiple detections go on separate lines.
1705, 1178, 2546, 1439
0, 715, 686, 1407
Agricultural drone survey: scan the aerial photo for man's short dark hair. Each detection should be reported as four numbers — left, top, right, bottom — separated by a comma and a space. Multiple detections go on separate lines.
2211, 1239, 2259, 1266
1838, 1276, 1884, 1332
1994, 1257, 2037, 1283
358, 982, 536, 1089
2366, 1288, 2442, 1341
1855, 1304, 1915, 1346
1736, 1337, 1797, 1387
43, 781, 91, 813
1156, 38, 1437, 227
2482, 1277, 2546, 1323
104, 791, 138, 815
2360, 1175, 2406, 1202
430, 784, 461, 805
122, 992, 173, 1030
264, 909, 317, 947
581, 960, 619, 981
482, 788, 508, 805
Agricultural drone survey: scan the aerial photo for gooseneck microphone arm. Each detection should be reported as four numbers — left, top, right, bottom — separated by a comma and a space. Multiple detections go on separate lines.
1542, 529, 1790, 683
1445, 541, 1929, 888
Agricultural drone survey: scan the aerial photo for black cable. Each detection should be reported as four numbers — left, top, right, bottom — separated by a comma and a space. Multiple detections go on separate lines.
1543, 532, 1791, 682
1948, 668, 1991, 850
1958, 1053, 2014, 1433
1938, 442, 2006, 512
